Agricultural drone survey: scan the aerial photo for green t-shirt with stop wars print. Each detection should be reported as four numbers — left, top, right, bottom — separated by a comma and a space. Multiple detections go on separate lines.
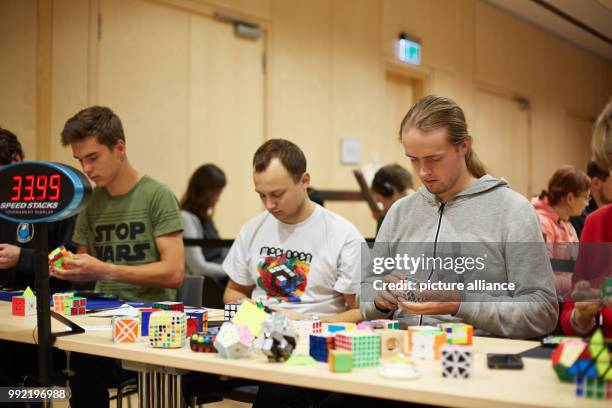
73, 175, 183, 302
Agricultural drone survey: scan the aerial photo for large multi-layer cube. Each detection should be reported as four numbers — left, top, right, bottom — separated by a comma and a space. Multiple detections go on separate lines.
214, 322, 254, 359
186, 309, 209, 332
190, 332, 217, 353
152, 301, 184, 313
112, 316, 139, 343
292, 319, 323, 354
148, 311, 186, 348
52, 292, 74, 313
48, 245, 75, 269
335, 330, 381, 367
406, 326, 442, 354
411, 330, 447, 360
310, 333, 335, 362
12, 287, 36, 316
441, 344, 473, 378
329, 350, 352, 373
440, 323, 473, 345
378, 329, 404, 358
224, 303, 240, 321
64, 297, 87, 315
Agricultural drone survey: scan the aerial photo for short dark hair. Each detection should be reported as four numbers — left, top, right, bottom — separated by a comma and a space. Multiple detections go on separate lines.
586, 160, 609, 182
253, 139, 307, 182
0, 127, 24, 165
61, 106, 125, 148
181, 164, 227, 222
372, 164, 413, 197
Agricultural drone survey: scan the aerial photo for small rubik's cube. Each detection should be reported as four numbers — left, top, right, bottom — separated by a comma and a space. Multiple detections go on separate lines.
329, 350, 352, 373
292, 319, 323, 354
214, 322, 254, 359
151, 301, 184, 313
138, 308, 162, 336
309, 333, 335, 362
440, 323, 473, 345
186, 309, 209, 332
52, 292, 74, 313
48, 245, 75, 269
411, 330, 447, 360
112, 316, 139, 343
148, 311, 186, 348
190, 332, 216, 353
441, 344, 473, 378
64, 297, 87, 315
576, 376, 611, 400
378, 329, 404, 358
12, 287, 36, 316
406, 326, 441, 354
335, 330, 381, 368
224, 303, 240, 321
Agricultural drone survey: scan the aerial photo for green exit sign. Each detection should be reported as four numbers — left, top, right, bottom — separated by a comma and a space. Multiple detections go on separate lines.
399, 37, 421, 65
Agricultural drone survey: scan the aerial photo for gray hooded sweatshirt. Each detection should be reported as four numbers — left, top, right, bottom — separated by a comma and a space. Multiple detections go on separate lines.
360, 175, 558, 339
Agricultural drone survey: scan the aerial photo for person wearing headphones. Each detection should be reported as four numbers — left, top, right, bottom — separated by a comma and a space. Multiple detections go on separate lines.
371, 164, 415, 232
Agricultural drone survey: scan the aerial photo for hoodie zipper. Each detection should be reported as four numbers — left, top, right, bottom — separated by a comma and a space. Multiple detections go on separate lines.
419, 202, 446, 326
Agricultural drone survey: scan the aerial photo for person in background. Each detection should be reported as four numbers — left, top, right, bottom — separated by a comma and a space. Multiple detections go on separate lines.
370, 164, 415, 232
180, 163, 229, 307
570, 160, 612, 238
561, 100, 612, 338
531, 165, 590, 298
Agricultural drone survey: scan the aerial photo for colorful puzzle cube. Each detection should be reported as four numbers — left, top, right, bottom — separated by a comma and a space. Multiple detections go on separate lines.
190, 332, 217, 353
112, 316, 139, 343
378, 329, 405, 358
138, 308, 162, 336
52, 292, 74, 313
214, 322, 254, 359
551, 340, 588, 382
148, 311, 186, 348
406, 326, 442, 354
329, 350, 352, 373
324, 322, 356, 333
151, 301, 184, 312
292, 319, 323, 354
309, 333, 335, 362
232, 301, 268, 336
64, 296, 87, 315
411, 330, 447, 360
224, 303, 240, 321
335, 330, 380, 367
186, 309, 209, 332
253, 312, 297, 362
12, 287, 36, 316
48, 245, 75, 269
441, 344, 473, 378
440, 323, 473, 345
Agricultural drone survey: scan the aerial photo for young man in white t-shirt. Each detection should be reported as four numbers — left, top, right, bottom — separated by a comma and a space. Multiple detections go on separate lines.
222, 138, 364, 323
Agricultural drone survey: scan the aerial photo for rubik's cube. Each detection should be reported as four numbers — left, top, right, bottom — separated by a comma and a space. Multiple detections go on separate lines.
186, 309, 209, 332
138, 308, 162, 336
64, 297, 87, 315
375, 319, 400, 330
309, 333, 335, 362
224, 303, 240, 321
441, 344, 473, 378
190, 332, 217, 353
411, 330, 447, 360
329, 350, 352, 373
214, 322, 254, 359
335, 330, 381, 368
112, 316, 139, 343
378, 329, 405, 358
12, 287, 36, 316
406, 326, 441, 354
52, 292, 74, 313
48, 245, 75, 269
152, 301, 184, 312
148, 311, 186, 348
575, 376, 612, 400
292, 319, 323, 354
440, 323, 473, 345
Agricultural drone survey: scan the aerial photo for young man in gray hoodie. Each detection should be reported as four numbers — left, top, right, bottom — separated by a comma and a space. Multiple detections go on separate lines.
361, 95, 558, 340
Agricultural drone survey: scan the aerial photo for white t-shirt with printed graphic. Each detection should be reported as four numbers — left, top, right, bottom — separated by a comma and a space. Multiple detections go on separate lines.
223, 204, 364, 316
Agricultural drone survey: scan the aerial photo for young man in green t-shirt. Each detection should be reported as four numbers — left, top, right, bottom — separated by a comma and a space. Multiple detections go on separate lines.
50, 105, 184, 407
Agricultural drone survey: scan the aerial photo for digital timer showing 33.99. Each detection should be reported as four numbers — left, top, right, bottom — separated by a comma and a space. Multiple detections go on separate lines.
9, 174, 62, 202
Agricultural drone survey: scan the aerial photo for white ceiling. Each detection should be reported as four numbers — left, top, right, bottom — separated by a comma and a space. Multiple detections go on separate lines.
484, 0, 612, 62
